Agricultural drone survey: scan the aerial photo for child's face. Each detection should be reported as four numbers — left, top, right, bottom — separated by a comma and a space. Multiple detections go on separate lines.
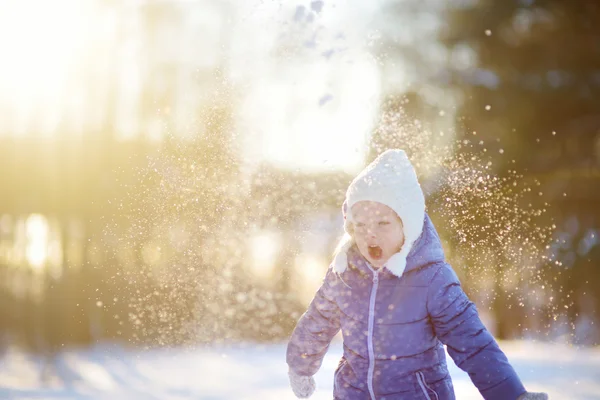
351, 201, 405, 269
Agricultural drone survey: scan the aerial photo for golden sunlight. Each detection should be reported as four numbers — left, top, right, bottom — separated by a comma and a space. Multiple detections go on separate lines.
248, 231, 281, 280
294, 254, 327, 304
25, 214, 49, 270
0, 0, 90, 135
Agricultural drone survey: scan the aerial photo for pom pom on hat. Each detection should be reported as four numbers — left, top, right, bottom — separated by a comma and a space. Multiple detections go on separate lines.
333, 149, 425, 278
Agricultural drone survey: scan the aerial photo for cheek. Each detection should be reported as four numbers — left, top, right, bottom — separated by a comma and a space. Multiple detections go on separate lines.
384, 228, 404, 249
395, 229, 406, 248
354, 235, 367, 249
354, 236, 372, 256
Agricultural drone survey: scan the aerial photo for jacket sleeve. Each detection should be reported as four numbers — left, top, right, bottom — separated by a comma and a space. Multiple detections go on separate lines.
427, 264, 527, 400
286, 266, 342, 377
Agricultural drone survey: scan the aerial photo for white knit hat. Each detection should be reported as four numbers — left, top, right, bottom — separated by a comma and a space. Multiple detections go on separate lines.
333, 149, 425, 278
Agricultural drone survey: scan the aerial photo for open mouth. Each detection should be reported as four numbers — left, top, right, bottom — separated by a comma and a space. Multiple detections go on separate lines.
368, 245, 383, 260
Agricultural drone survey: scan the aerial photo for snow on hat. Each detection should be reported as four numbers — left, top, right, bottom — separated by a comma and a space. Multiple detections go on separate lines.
333, 149, 425, 278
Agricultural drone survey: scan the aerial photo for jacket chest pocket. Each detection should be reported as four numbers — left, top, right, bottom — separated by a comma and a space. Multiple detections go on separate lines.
416, 371, 439, 400
334, 358, 347, 391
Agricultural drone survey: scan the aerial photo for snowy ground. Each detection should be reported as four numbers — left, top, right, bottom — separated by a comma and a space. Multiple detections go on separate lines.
1, 340, 599, 399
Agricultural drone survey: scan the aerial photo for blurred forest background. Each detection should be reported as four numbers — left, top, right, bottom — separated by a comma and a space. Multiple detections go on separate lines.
0, 0, 599, 357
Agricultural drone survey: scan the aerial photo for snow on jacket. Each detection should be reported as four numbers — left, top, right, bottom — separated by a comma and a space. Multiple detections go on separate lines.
286, 214, 526, 400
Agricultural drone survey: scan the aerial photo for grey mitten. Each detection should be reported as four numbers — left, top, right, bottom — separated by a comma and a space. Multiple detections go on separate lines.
517, 392, 549, 400
288, 369, 316, 398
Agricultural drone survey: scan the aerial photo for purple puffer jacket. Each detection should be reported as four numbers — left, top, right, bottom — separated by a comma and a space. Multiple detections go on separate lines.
287, 214, 526, 400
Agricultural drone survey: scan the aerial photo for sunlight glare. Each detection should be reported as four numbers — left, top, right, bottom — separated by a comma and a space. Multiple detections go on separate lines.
239, 52, 380, 173
0, 0, 90, 135
233, 0, 383, 172
25, 214, 49, 271
249, 232, 281, 280
294, 254, 327, 304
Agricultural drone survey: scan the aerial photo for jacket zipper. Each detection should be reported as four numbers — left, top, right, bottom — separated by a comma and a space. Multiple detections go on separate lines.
367, 269, 379, 400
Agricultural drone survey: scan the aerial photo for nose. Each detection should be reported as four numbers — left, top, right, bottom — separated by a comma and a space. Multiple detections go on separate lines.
366, 226, 377, 238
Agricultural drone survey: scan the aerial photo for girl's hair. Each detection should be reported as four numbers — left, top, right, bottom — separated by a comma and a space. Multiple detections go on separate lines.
333, 232, 354, 259
332, 232, 355, 288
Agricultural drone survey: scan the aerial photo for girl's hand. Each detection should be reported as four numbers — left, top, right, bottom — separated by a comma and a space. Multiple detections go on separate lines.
288, 369, 316, 398
518, 392, 549, 400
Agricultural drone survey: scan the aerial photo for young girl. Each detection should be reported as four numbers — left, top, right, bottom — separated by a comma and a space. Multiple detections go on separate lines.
286, 149, 548, 400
